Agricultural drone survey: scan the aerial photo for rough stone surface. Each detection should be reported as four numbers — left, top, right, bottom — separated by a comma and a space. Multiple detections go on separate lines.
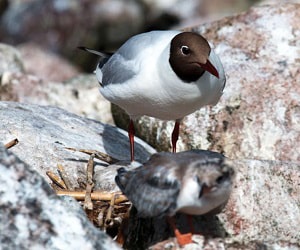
0, 43, 24, 75
0, 123, 300, 249
0, 144, 121, 250
0, 41, 113, 124
113, 3, 300, 162
223, 159, 300, 246
0, 72, 113, 124
0, 101, 155, 189
190, 3, 300, 162
18, 42, 79, 82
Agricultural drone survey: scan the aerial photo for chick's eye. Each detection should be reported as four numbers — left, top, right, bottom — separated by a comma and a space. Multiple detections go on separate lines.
216, 172, 229, 184
181, 45, 190, 55
216, 176, 225, 184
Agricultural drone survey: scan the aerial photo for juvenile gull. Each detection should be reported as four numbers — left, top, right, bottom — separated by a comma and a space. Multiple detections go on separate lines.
115, 150, 234, 245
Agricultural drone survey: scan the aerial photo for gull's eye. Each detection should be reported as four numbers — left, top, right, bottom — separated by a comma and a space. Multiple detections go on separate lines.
181, 45, 190, 55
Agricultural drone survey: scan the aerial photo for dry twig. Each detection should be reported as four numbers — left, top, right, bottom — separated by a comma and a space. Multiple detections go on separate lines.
97, 207, 106, 229
106, 193, 117, 226
46, 171, 67, 189
84, 154, 95, 210
47, 147, 131, 239
55, 190, 128, 204
57, 164, 72, 190
4, 138, 19, 149
65, 147, 118, 164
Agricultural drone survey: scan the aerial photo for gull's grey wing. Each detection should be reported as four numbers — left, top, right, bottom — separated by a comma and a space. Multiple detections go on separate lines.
97, 32, 155, 86
115, 154, 181, 217
99, 53, 137, 86
99, 30, 180, 86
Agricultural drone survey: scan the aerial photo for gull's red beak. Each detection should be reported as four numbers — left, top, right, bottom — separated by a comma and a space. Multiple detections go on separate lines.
200, 60, 219, 79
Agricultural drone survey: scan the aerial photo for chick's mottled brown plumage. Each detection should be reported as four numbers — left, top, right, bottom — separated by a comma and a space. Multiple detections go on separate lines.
115, 150, 234, 218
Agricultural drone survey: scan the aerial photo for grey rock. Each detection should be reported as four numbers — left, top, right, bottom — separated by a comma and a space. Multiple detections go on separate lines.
0, 101, 155, 189
65, 74, 114, 124
0, 43, 24, 76
224, 159, 300, 246
17, 42, 79, 82
145, 0, 257, 29
93, 160, 142, 191
0, 143, 121, 250
0, 72, 114, 124
0, 42, 113, 124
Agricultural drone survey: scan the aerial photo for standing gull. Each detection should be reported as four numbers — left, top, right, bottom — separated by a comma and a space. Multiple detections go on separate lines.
80, 31, 225, 161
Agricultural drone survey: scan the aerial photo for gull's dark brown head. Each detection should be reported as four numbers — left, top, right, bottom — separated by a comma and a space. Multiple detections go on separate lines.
169, 32, 219, 82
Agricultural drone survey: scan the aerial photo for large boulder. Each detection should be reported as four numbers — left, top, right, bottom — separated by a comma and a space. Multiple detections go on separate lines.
0, 70, 114, 124
0, 143, 121, 250
1, 101, 299, 249
0, 101, 155, 188
0, 42, 113, 124
17, 42, 79, 82
0, 43, 24, 75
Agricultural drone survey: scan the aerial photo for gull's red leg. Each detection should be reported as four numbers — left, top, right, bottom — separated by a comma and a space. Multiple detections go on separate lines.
167, 217, 192, 246
171, 120, 180, 153
128, 119, 135, 161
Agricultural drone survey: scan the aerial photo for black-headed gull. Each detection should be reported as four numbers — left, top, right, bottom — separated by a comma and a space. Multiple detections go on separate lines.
115, 150, 234, 245
80, 31, 226, 161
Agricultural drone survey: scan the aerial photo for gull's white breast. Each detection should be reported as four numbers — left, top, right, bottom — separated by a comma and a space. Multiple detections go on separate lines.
98, 31, 225, 120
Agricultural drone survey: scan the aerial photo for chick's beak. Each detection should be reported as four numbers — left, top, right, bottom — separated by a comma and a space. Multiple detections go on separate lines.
200, 60, 219, 79
199, 183, 214, 198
